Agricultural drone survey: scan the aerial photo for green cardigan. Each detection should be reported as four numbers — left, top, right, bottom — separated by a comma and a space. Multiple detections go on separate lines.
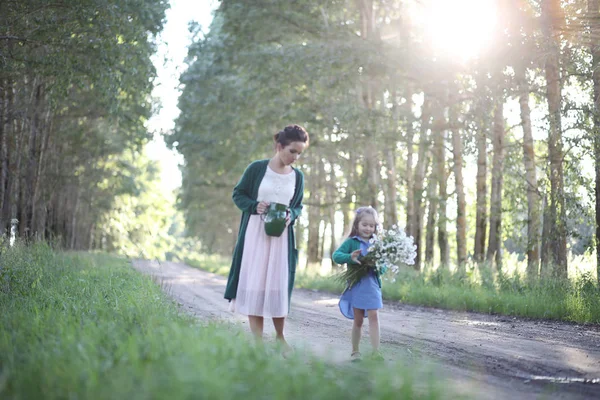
224, 159, 304, 302
332, 237, 382, 288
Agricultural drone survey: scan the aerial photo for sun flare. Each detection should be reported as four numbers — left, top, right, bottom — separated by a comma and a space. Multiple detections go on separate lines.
415, 0, 498, 61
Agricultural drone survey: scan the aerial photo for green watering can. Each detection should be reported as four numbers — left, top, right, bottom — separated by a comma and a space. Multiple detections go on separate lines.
262, 202, 288, 237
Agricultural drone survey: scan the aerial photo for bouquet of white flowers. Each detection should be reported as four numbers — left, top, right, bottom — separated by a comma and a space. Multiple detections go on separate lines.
336, 226, 417, 288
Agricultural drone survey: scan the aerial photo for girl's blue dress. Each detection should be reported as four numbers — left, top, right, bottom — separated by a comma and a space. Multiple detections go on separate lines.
339, 236, 383, 319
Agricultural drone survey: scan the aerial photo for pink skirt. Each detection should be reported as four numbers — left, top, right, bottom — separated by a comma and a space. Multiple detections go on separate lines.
230, 214, 289, 318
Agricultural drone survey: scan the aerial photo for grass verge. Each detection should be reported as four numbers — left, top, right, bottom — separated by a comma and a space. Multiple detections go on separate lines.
0, 243, 446, 399
186, 255, 600, 324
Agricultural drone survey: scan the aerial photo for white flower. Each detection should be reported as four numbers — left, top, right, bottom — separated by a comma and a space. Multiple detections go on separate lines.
364, 226, 417, 280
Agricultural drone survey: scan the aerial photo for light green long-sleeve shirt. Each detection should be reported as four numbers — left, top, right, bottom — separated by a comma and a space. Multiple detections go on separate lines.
332, 237, 382, 288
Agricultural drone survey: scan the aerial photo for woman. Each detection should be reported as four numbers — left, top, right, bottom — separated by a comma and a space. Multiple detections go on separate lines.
225, 124, 309, 349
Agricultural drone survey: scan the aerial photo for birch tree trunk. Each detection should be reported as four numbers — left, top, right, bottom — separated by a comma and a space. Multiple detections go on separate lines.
474, 116, 488, 262
384, 148, 398, 227
296, 217, 305, 255
486, 96, 504, 268
306, 154, 321, 266
26, 80, 43, 236
15, 109, 25, 238
33, 109, 52, 237
342, 153, 356, 235
425, 164, 438, 265
358, 0, 380, 210
70, 185, 81, 249
518, 67, 541, 279
411, 97, 431, 270
0, 81, 5, 231
327, 164, 338, 264
405, 100, 415, 234
541, 0, 568, 277
589, 0, 600, 284
541, 196, 551, 276
0, 79, 9, 235
433, 107, 449, 267
449, 102, 467, 268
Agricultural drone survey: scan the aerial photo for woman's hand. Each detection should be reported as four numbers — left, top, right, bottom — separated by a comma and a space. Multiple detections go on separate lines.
256, 201, 269, 214
350, 249, 362, 264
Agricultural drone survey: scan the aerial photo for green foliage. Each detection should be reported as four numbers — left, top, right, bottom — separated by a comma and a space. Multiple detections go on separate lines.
171, 0, 416, 252
171, 0, 600, 278
0, 0, 169, 248
0, 243, 446, 400
92, 148, 180, 259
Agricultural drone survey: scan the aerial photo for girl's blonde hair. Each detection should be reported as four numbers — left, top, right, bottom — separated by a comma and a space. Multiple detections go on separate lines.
348, 206, 380, 238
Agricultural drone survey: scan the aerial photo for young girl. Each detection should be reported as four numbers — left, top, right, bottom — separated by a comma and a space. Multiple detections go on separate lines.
225, 124, 309, 351
332, 206, 384, 361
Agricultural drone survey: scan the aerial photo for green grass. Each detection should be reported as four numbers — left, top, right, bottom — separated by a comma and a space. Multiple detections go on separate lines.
308, 264, 600, 324
0, 243, 447, 400
186, 253, 600, 324
381, 266, 600, 323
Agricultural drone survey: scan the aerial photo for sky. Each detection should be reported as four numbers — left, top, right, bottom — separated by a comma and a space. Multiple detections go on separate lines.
146, 0, 219, 191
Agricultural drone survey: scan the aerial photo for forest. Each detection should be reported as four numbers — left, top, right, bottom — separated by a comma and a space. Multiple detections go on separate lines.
3, 0, 600, 283
171, 0, 600, 282
0, 0, 180, 259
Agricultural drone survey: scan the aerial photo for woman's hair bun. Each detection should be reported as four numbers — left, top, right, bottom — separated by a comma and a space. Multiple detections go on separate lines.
274, 124, 309, 147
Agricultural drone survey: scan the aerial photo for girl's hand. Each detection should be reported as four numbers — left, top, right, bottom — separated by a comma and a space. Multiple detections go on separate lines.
256, 201, 269, 214
350, 249, 362, 264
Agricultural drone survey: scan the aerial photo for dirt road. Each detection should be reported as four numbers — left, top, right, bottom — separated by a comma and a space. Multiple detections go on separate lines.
132, 259, 600, 399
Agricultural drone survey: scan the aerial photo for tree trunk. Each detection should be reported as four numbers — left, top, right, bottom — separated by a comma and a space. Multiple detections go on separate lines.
318, 220, 326, 262
589, 0, 600, 284
0, 79, 7, 235
425, 165, 438, 265
327, 165, 338, 265
70, 185, 81, 250
0, 79, 5, 230
411, 97, 431, 270
15, 113, 25, 238
317, 157, 326, 262
342, 202, 351, 237
486, 96, 504, 268
365, 142, 379, 208
433, 107, 449, 267
358, 0, 379, 210
1, 80, 14, 236
541, 0, 568, 277
474, 115, 488, 262
296, 216, 305, 253
342, 153, 355, 236
518, 67, 541, 280
307, 155, 321, 266
329, 206, 337, 265
26, 81, 43, 237
449, 102, 467, 268
540, 195, 551, 276
33, 109, 52, 237
405, 100, 415, 234
384, 148, 398, 227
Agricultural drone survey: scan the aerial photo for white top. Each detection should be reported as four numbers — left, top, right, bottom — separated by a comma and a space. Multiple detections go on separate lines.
256, 166, 296, 206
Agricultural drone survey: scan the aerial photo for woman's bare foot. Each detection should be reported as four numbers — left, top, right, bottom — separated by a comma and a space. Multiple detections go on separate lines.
277, 337, 294, 358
